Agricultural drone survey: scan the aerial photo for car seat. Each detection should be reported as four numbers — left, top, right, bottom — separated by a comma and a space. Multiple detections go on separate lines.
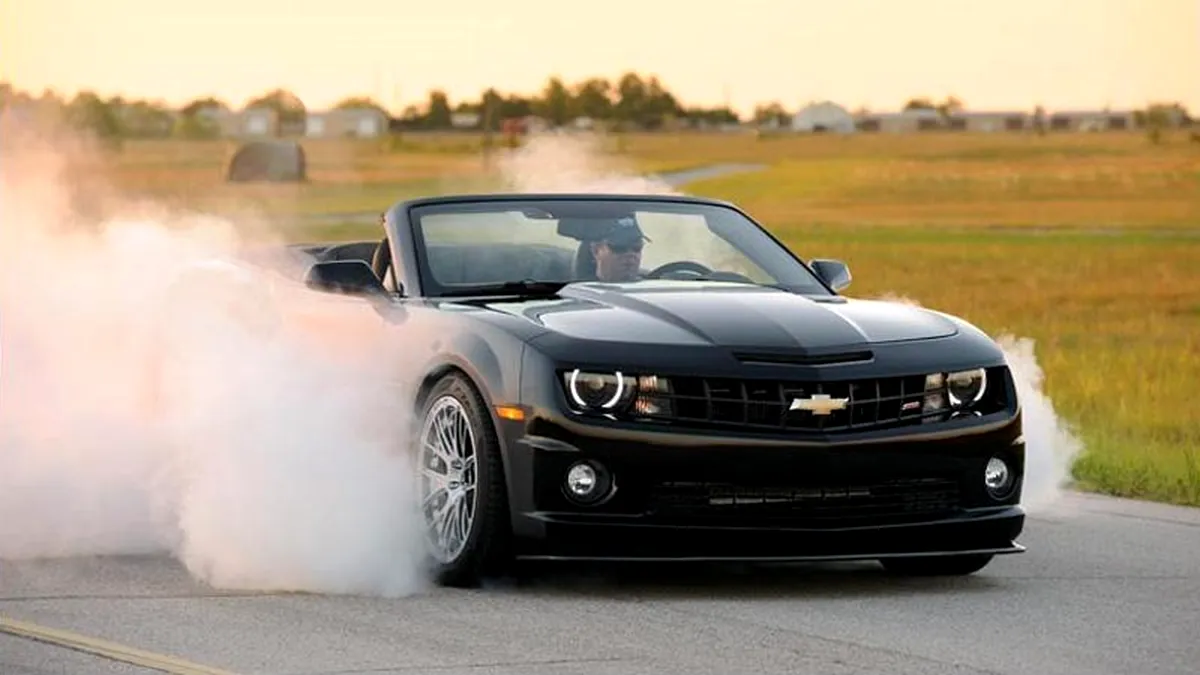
572, 240, 598, 281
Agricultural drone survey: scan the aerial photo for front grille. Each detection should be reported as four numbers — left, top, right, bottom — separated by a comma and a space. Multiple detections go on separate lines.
652, 374, 934, 433
647, 477, 961, 524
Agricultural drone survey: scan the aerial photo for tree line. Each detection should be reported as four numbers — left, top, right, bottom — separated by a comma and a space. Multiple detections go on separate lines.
1, 74, 1191, 142
0, 73, 751, 140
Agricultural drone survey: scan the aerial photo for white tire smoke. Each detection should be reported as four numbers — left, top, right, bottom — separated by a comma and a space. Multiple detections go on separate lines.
0, 111, 430, 597
991, 335, 1084, 512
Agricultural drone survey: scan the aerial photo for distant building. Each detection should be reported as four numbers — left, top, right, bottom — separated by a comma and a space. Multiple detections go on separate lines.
946, 111, 1031, 132
769, 101, 1170, 135
791, 101, 856, 133
856, 107, 943, 133
1048, 110, 1137, 132
305, 108, 388, 138
213, 107, 279, 137
450, 111, 481, 129
500, 115, 549, 135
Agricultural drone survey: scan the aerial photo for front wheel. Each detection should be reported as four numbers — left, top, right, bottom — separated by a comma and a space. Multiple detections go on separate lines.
415, 372, 511, 587
879, 553, 995, 576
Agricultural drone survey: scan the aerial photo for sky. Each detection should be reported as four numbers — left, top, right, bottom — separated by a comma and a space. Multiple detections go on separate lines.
1, 0, 1196, 117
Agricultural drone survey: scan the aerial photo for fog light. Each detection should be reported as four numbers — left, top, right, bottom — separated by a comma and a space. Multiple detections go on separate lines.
562, 460, 615, 505
566, 462, 597, 497
984, 456, 1013, 497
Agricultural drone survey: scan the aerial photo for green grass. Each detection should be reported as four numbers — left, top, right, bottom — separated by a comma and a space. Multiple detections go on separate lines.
683, 154, 1200, 230
100, 131, 1200, 506
95, 137, 497, 219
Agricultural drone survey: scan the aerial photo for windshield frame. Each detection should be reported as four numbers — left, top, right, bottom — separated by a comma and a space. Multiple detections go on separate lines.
405, 195, 834, 299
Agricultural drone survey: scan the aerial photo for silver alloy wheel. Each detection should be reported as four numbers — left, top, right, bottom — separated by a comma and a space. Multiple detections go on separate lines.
418, 394, 478, 563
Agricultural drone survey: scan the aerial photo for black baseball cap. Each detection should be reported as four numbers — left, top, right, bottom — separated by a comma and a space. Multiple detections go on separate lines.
599, 216, 651, 247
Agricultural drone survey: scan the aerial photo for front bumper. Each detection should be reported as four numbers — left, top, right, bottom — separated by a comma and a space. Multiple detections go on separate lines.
498, 412, 1026, 562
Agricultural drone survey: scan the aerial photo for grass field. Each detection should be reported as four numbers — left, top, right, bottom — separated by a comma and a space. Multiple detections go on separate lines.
91, 130, 1200, 506
73, 136, 500, 220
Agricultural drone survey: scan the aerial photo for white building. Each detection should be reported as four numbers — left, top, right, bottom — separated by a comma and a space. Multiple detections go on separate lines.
305, 108, 388, 138
451, 111, 481, 129
791, 101, 856, 133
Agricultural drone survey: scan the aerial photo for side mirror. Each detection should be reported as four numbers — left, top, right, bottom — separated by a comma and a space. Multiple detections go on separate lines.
810, 258, 852, 292
304, 260, 388, 298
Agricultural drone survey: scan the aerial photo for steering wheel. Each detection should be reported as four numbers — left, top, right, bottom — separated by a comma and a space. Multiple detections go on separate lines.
645, 260, 713, 279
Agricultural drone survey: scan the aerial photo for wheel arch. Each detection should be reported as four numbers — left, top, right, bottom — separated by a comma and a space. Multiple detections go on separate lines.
411, 354, 506, 421
410, 323, 525, 424
414, 361, 485, 414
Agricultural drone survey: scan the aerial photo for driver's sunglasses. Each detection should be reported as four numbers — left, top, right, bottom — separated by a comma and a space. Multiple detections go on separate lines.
606, 242, 643, 254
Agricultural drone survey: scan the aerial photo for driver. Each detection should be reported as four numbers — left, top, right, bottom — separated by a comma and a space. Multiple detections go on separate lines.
591, 216, 650, 282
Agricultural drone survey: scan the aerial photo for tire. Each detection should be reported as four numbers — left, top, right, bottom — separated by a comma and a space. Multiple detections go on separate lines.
414, 372, 511, 587
879, 553, 995, 576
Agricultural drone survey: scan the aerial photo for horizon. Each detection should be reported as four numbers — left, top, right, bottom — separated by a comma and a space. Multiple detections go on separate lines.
3, 77, 1186, 119
2, 0, 1197, 118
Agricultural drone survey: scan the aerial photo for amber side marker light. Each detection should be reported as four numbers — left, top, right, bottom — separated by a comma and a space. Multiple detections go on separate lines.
495, 405, 525, 421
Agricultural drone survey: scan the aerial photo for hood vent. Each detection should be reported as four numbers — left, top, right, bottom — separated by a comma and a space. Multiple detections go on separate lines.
732, 350, 874, 366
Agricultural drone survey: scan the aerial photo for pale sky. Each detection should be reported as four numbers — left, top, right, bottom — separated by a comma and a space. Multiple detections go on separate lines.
2, 0, 1196, 116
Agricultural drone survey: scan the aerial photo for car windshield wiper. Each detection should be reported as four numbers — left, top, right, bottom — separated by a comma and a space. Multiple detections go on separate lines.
438, 280, 570, 298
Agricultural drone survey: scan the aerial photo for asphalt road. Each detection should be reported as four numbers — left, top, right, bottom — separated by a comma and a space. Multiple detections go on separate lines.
3, 489, 1198, 675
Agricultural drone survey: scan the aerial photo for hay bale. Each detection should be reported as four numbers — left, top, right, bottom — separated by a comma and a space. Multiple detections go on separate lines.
226, 140, 307, 183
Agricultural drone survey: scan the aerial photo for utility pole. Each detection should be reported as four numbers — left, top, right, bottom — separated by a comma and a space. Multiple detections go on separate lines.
481, 93, 495, 169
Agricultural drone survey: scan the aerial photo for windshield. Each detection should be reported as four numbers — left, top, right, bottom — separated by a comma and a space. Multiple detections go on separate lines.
409, 198, 832, 297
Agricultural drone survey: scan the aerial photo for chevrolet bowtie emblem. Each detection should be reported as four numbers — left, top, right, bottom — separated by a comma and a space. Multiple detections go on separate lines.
789, 393, 849, 416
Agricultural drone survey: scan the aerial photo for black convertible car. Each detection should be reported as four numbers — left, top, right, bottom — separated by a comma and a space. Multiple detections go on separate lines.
289, 193, 1025, 586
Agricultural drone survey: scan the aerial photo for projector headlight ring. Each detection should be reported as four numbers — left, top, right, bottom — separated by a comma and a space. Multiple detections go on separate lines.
947, 367, 987, 408
565, 369, 637, 410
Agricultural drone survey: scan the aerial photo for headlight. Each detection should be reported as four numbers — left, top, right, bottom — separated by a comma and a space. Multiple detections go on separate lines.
562, 369, 674, 417
922, 368, 990, 421
947, 367, 987, 407
565, 370, 636, 410
633, 375, 673, 416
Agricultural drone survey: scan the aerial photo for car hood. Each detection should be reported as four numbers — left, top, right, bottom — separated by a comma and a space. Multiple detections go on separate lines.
479, 281, 958, 351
